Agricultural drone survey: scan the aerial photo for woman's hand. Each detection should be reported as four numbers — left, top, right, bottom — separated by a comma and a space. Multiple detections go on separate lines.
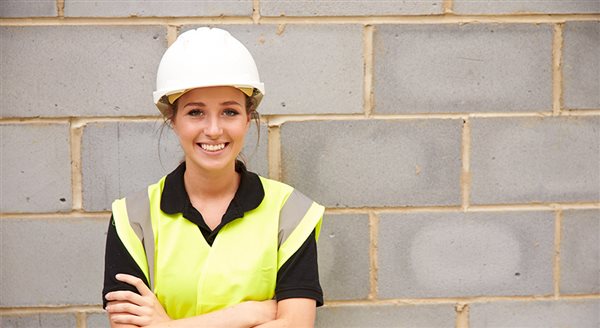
105, 274, 171, 327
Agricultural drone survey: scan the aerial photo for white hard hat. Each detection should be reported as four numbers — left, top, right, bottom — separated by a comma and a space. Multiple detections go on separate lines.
153, 27, 265, 116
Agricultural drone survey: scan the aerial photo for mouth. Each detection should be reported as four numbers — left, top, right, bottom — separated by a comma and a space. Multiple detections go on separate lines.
197, 142, 228, 152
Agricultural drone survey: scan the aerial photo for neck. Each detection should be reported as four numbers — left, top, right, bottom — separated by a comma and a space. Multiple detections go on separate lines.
183, 161, 240, 200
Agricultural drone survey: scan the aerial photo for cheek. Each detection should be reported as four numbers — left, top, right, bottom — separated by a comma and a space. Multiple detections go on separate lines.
236, 122, 251, 139
172, 123, 196, 143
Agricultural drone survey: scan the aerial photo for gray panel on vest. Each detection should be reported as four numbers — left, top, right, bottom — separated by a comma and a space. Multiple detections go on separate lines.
124, 189, 155, 289
278, 189, 314, 248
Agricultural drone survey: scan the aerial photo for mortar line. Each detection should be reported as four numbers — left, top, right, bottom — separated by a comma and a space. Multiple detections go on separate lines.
0, 305, 104, 315
363, 25, 375, 117
1, 14, 599, 26
3, 294, 599, 315
460, 118, 471, 211
75, 312, 86, 328
252, 0, 261, 24
158, 14, 600, 25
70, 119, 85, 211
56, 0, 64, 18
167, 25, 179, 46
322, 294, 600, 306
267, 125, 281, 180
266, 114, 467, 126
455, 303, 469, 328
443, 0, 454, 14
552, 23, 564, 115
0, 118, 71, 124
559, 109, 600, 114
368, 211, 379, 300
0, 116, 162, 124
2, 202, 598, 218
468, 110, 600, 117
553, 209, 563, 298
3, 109, 599, 125
0, 212, 110, 219
0, 17, 254, 26
323, 202, 600, 214
262, 110, 600, 126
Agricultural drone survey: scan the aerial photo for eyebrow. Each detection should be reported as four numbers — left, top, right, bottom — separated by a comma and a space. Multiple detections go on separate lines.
184, 101, 243, 108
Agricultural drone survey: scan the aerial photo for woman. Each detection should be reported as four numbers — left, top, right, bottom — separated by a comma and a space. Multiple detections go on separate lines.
102, 27, 324, 328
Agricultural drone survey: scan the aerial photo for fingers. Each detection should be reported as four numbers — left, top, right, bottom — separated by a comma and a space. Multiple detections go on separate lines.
105, 290, 145, 306
108, 311, 148, 327
115, 273, 153, 297
106, 301, 153, 326
106, 301, 144, 317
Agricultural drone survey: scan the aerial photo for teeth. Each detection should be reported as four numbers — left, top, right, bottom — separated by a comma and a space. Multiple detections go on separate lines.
200, 143, 226, 152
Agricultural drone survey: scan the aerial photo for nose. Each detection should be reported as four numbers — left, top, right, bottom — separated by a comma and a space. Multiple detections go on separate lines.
203, 116, 223, 138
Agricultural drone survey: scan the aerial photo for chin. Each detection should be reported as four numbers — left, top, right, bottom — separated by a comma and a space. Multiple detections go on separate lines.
189, 158, 236, 173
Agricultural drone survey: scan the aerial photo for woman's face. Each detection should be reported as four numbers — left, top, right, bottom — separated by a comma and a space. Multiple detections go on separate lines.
171, 86, 250, 175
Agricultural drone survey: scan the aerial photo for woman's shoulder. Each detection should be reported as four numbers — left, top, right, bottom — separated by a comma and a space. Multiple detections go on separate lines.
111, 174, 167, 208
256, 175, 321, 207
257, 175, 295, 196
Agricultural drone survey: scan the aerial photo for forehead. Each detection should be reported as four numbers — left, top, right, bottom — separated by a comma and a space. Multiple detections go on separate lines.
179, 86, 245, 104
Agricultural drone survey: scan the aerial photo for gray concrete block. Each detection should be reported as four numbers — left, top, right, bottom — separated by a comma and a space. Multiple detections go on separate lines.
0, 0, 57, 17
65, 0, 252, 17
374, 24, 553, 114
470, 299, 600, 328
0, 313, 77, 328
0, 217, 107, 306
87, 312, 109, 328
318, 214, 370, 300
0, 26, 166, 117
470, 117, 600, 204
261, 0, 442, 16
378, 211, 554, 298
454, 0, 600, 14
280, 120, 462, 207
563, 22, 600, 109
0, 124, 71, 213
316, 304, 455, 328
560, 209, 600, 294
182, 25, 364, 115
81, 120, 267, 211
82, 121, 182, 211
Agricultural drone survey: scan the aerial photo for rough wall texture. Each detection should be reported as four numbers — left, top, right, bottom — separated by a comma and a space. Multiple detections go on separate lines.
1, 1, 599, 327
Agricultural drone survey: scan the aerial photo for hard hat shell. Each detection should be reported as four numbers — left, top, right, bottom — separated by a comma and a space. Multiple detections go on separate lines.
153, 27, 265, 116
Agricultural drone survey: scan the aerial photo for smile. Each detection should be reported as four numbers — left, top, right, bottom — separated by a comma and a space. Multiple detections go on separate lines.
198, 143, 227, 152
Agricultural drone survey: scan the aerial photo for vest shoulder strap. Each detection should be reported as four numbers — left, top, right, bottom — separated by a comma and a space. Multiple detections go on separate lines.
278, 189, 313, 247
124, 188, 156, 290
277, 188, 325, 269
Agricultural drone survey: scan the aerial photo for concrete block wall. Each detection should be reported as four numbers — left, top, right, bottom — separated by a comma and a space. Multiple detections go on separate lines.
1, 1, 598, 327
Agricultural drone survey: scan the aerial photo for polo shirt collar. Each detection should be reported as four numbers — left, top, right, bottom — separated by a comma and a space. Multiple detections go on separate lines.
160, 161, 265, 225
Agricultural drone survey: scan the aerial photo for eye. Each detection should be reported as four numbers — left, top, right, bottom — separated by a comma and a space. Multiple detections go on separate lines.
223, 109, 240, 117
187, 109, 203, 117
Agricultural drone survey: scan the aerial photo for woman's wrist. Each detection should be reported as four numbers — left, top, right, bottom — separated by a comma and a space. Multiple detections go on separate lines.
233, 300, 277, 326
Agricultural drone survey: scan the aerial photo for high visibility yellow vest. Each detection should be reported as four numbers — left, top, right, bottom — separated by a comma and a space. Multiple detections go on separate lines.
111, 175, 324, 319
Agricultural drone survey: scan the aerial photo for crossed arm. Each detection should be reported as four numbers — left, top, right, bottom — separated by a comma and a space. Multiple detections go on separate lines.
105, 274, 316, 328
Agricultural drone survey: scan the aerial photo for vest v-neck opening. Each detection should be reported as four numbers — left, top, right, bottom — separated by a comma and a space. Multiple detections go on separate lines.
160, 161, 265, 247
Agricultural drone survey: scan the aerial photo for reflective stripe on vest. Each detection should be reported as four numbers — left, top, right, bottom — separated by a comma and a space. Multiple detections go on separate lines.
111, 175, 323, 319
124, 189, 154, 288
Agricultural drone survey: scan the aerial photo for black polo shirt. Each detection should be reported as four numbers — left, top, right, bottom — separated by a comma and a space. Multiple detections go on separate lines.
103, 161, 323, 309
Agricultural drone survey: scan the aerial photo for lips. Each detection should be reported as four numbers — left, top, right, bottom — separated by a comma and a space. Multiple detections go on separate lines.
198, 143, 227, 152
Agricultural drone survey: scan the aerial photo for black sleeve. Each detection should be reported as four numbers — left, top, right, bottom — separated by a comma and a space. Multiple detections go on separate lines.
275, 229, 323, 307
102, 215, 150, 308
